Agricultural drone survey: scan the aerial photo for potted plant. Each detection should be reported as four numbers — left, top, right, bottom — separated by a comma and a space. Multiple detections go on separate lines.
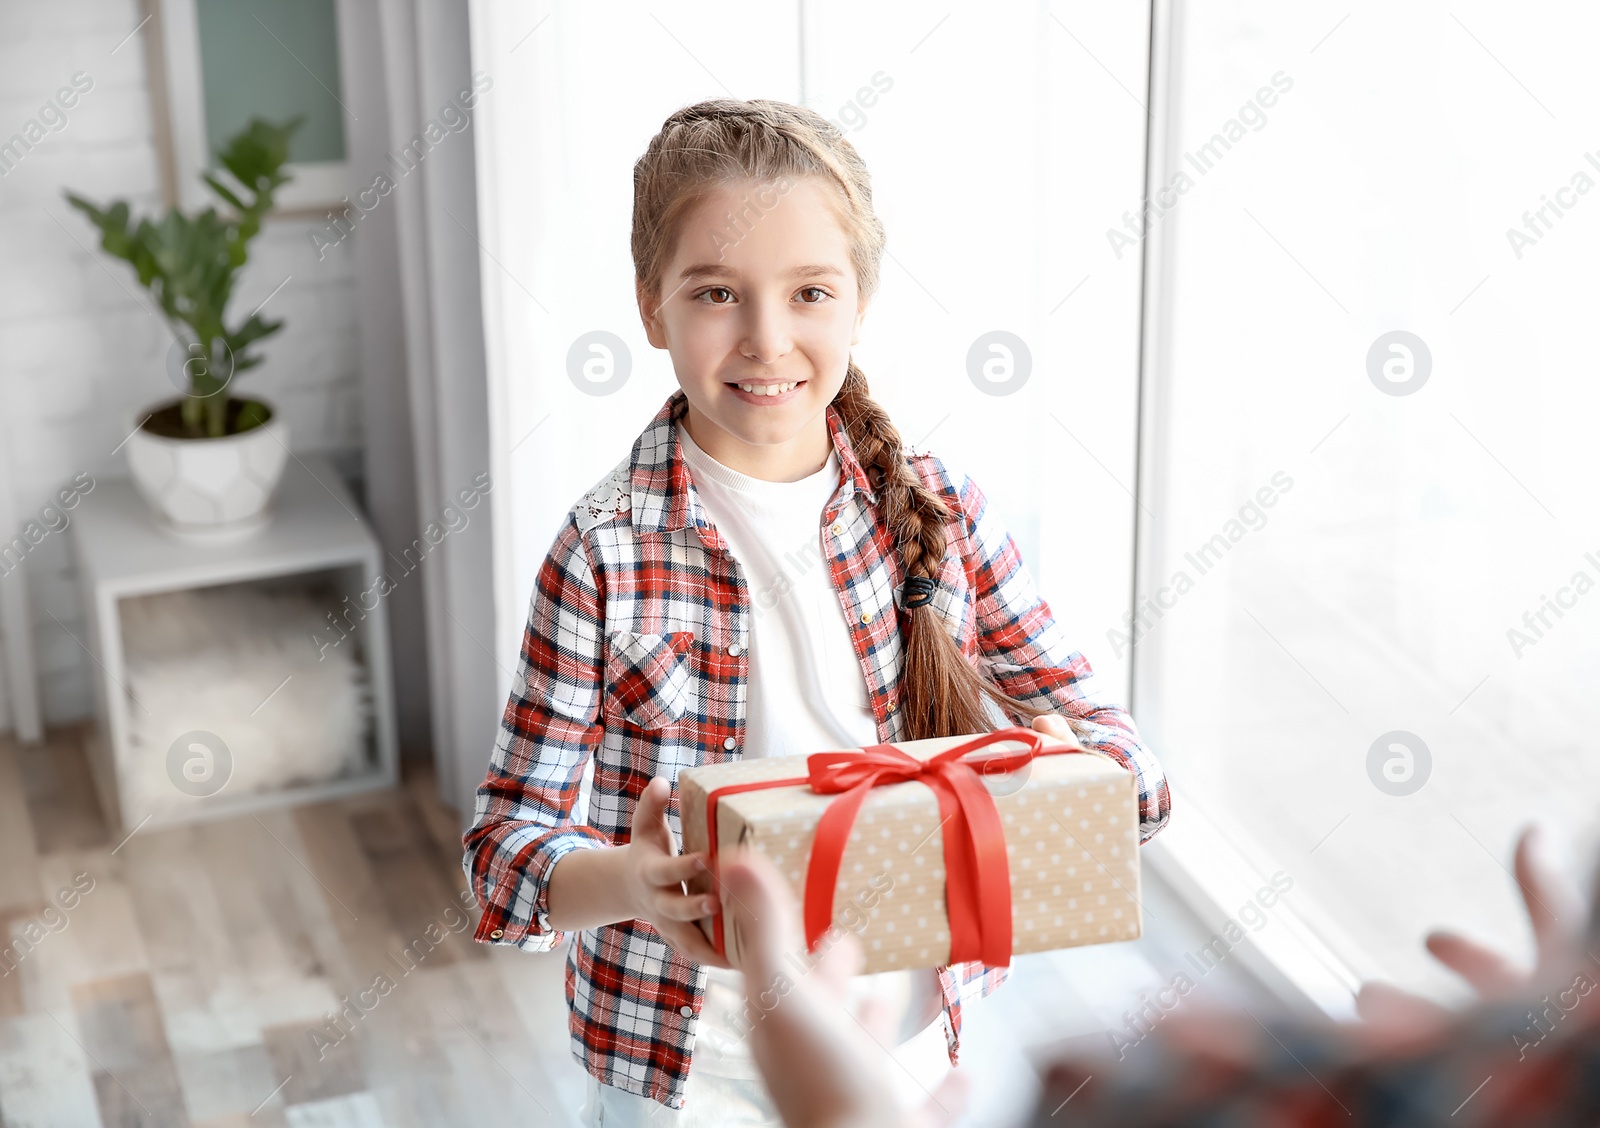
67, 116, 303, 542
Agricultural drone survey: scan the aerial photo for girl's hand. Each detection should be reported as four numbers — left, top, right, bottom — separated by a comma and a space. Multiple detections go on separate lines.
1032, 712, 1081, 746
624, 777, 733, 968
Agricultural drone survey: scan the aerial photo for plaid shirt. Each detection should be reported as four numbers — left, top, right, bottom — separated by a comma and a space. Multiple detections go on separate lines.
461, 388, 1170, 1110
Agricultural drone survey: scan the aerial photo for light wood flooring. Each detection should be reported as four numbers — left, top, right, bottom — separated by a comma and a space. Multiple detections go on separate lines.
0, 723, 583, 1127
0, 723, 1269, 1127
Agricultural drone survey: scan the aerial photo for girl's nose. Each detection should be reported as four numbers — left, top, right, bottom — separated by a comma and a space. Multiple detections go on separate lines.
739, 304, 793, 365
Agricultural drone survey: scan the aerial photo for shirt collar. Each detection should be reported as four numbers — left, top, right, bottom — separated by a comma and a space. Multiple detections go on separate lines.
628, 388, 879, 537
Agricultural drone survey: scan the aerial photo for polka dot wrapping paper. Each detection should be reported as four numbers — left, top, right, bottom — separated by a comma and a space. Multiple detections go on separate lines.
680, 729, 1143, 975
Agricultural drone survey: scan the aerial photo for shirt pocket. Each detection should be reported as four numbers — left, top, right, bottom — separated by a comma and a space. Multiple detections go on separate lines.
603, 629, 695, 730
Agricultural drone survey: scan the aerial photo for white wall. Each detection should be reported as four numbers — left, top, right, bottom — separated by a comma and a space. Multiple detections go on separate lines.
0, 0, 364, 730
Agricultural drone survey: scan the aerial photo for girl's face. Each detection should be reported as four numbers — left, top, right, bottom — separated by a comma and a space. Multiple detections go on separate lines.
640, 177, 866, 480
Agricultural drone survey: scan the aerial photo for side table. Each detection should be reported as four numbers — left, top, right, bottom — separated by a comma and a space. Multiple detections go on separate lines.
69, 452, 399, 833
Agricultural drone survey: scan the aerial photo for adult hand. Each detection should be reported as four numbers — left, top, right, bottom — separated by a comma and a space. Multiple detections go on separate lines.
1355, 824, 1589, 1036
1426, 824, 1588, 993
624, 776, 732, 968
721, 846, 969, 1128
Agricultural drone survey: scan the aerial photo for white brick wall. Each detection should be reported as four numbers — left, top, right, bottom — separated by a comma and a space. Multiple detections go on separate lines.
0, 0, 365, 729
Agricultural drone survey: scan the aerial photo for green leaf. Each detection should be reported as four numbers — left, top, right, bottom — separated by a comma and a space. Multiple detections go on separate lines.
215, 116, 303, 210
64, 116, 303, 393
226, 312, 284, 353
201, 173, 248, 213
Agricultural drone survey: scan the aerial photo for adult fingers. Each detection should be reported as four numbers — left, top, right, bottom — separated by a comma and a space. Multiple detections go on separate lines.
722, 850, 860, 1005
1354, 981, 1460, 1055
1414, 826, 1585, 1001
723, 851, 904, 1128
720, 846, 807, 983
1424, 930, 1526, 997
1355, 980, 1453, 1030
854, 993, 898, 1047
812, 928, 864, 1004
906, 1069, 970, 1128
1514, 825, 1587, 972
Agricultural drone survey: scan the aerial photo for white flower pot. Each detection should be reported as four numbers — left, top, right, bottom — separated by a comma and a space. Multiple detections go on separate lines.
125, 397, 291, 544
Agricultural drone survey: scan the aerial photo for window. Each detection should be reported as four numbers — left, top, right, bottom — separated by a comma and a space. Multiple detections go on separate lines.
150, 0, 352, 211
1134, 0, 1600, 998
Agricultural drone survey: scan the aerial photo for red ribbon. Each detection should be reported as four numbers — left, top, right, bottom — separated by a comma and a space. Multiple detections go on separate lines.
703, 726, 1079, 968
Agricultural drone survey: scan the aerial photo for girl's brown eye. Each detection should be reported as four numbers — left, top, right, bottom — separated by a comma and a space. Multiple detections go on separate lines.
702, 287, 733, 304
799, 287, 827, 303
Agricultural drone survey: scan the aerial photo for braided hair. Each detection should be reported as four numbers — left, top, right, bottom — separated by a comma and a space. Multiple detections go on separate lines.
633, 99, 1057, 740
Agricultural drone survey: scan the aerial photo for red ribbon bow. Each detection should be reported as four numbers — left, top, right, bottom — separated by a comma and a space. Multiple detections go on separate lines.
705, 726, 1077, 968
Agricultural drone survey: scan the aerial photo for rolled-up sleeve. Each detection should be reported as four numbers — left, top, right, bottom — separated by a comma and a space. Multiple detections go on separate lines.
953, 468, 1171, 843
461, 514, 609, 952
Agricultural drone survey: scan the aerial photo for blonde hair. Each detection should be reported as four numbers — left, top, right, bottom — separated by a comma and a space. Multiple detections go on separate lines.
632, 98, 1054, 740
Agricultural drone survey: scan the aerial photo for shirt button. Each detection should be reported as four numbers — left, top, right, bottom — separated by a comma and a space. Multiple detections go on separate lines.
680, 1004, 694, 1018
728, 643, 742, 656
722, 736, 736, 751
489, 928, 504, 939
831, 521, 845, 535
860, 611, 874, 624
886, 703, 896, 714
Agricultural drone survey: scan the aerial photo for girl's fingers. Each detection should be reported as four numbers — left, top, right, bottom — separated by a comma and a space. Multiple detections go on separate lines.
629, 780, 657, 833
630, 777, 672, 843
645, 850, 710, 889
1031, 712, 1081, 748
656, 918, 733, 969
650, 887, 720, 924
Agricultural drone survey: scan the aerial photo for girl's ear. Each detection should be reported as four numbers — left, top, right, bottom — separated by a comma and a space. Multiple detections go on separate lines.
639, 285, 669, 350
851, 300, 869, 347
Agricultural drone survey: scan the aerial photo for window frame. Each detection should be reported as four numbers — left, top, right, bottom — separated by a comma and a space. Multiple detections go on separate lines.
142, 0, 353, 215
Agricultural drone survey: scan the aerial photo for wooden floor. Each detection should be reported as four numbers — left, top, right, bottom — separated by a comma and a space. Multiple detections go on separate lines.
0, 724, 1269, 1127
0, 722, 585, 1127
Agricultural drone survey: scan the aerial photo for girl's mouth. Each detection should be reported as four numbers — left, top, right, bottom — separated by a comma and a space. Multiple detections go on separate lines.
725, 380, 805, 404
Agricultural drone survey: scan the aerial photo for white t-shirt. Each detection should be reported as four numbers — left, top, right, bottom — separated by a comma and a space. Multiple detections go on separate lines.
677, 417, 877, 759
673, 419, 947, 1096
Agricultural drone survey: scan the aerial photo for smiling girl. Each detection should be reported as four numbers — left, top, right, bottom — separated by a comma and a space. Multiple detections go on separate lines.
462, 98, 1170, 1126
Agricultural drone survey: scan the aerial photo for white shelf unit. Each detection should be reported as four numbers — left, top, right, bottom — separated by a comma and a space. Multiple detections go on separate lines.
70, 452, 399, 833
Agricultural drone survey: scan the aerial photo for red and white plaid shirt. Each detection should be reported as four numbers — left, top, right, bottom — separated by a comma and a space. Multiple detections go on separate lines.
462, 388, 1170, 1110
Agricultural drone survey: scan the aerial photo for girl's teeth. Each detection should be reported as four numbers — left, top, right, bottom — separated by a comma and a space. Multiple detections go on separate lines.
736, 382, 797, 396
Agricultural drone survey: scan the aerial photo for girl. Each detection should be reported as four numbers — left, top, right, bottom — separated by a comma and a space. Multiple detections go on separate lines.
462, 98, 1170, 1125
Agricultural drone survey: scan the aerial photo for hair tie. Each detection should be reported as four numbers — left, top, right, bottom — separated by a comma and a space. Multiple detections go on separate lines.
901, 575, 936, 610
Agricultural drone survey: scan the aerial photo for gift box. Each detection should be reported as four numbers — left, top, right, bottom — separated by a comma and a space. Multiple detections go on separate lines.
679, 726, 1142, 975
